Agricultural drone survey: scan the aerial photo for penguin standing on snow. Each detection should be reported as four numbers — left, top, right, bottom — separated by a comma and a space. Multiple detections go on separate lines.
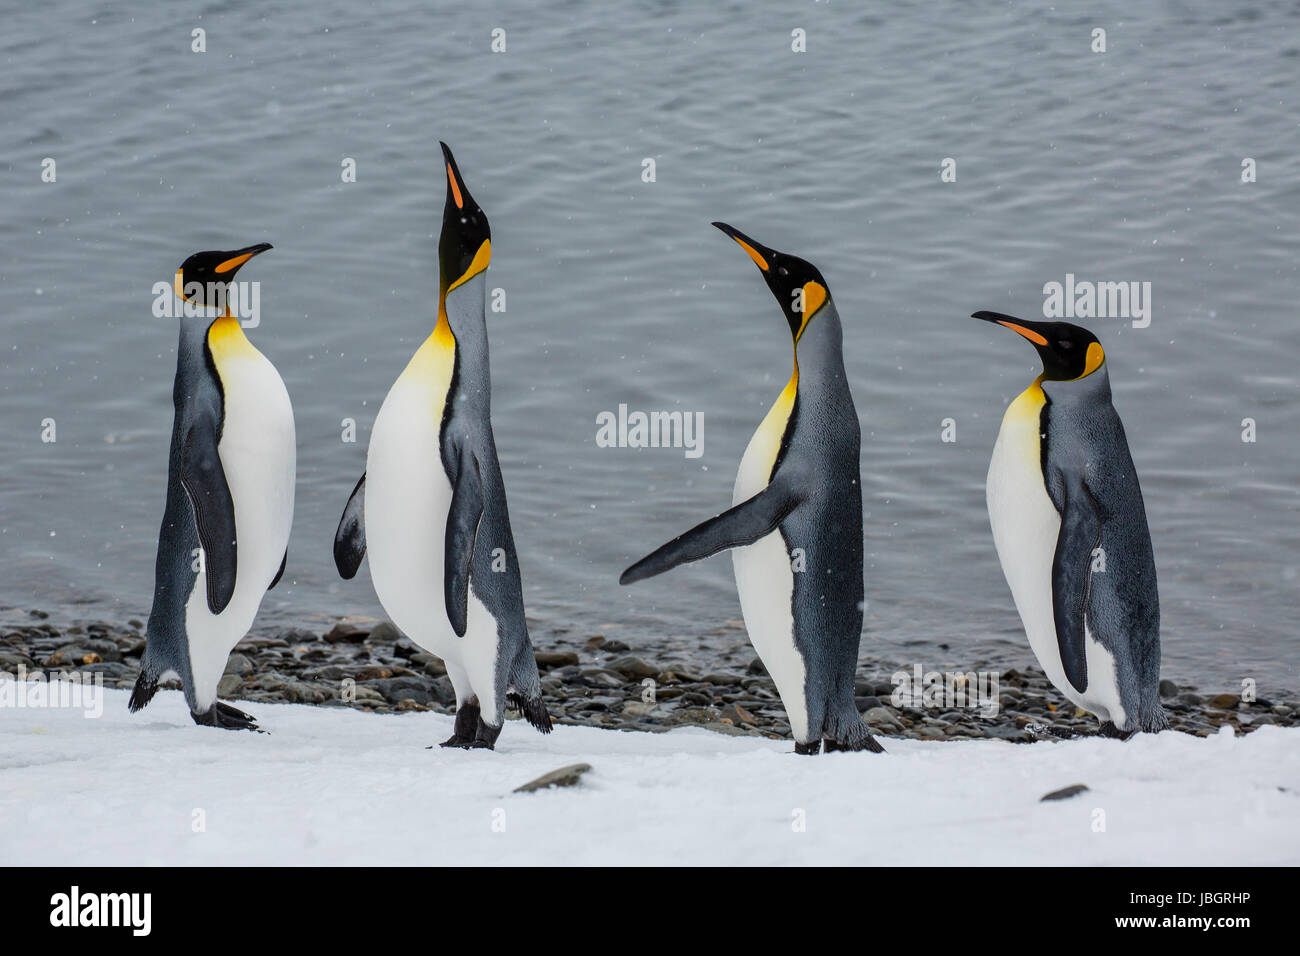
621, 223, 882, 756
974, 310, 1166, 736
131, 243, 293, 731
334, 143, 551, 750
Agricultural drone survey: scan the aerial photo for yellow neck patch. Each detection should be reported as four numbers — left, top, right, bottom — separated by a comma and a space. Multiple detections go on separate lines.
207, 314, 258, 365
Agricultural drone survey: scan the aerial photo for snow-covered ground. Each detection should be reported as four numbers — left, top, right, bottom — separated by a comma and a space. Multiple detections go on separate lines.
2, 685, 1297, 865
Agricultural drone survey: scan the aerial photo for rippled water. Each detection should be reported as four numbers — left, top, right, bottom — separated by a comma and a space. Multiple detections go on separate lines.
2, 1, 1297, 691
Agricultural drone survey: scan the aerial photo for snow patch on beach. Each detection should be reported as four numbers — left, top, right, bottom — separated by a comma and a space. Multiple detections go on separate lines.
2, 686, 1297, 865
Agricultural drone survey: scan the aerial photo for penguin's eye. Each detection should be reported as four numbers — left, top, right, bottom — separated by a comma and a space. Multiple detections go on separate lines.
777, 266, 788, 276
1058, 339, 1074, 350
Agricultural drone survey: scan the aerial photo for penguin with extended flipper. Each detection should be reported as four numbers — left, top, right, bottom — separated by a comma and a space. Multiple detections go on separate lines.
621, 223, 882, 756
130, 243, 294, 731
973, 310, 1166, 737
334, 143, 551, 750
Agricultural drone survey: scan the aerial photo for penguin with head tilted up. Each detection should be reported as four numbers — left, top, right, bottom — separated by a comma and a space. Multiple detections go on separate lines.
974, 310, 1166, 736
130, 243, 293, 731
334, 143, 551, 750
621, 223, 882, 755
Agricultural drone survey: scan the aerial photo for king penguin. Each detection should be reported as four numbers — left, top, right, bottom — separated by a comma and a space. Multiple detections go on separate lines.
130, 243, 294, 731
620, 223, 882, 755
333, 142, 551, 750
974, 310, 1166, 736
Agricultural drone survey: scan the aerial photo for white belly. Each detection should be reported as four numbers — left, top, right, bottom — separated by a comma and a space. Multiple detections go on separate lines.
987, 389, 1125, 725
731, 415, 808, 741
364, 342, 500, 713
185, 348, 295, 711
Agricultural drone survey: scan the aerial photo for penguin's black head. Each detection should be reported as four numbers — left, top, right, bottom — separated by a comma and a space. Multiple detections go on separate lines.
174, 243, 272, 308
713, 222, 830, 340
438, 142, 491, 296
973, 311, 1106, 382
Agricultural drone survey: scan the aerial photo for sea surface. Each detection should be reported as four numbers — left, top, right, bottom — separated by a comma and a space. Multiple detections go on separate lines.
2, 1, 1297, 692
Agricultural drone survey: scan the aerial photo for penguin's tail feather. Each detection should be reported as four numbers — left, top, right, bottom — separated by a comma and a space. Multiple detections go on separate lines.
825, 711, 886, 754
506, 645, 552, 734
128, 669, 158, 713
507, 691, 553, 735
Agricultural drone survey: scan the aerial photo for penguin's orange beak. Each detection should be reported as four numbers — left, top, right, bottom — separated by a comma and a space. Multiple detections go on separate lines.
712, 221, 773, 272
972, 310, 1049, 345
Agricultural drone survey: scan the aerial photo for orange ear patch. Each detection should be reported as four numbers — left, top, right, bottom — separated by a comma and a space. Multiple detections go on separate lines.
1082, 341, 1105, 377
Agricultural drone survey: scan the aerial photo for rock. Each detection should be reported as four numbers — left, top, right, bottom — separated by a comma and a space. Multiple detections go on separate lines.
371, 677, 432, 706
217, 674, 243, 696
583, 636, 606, 650
367, 621, 402, 645
1158, 679, 1179, 698
79, 661, 130, 679
1040, 783, 1090, 802
48, 639, 121, 666
863, 706, 904, 730
302, 664, 349, 681
702, 720, 751, 737
395, 699, 427, 712
0, 652, 34, 671
746, 657, 769, 676
422, 657, 448, 677
719, 703, 757, 725
580, 668, 624, 689
983, 725, 1033, 743
608, 655, 658, 680
601, 640, 631, 653
674, 706, 721, 724
392, 636, 421, 659
356, 665, 393, 681
535, 651, 580, 669
660, 662, 701, 682
350, 685, 384, 702
622, 700, 658, 717
282, 682, 330, 704
702, 671, 743, 686
514, 762, 592, 793
323, 621, 370, 643
430, 676, 457, 706
1210, 693, 1241, 709
224, 653, 253, 676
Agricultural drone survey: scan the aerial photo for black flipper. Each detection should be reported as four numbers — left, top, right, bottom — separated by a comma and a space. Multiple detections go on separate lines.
333, 474, 367, 579
619, 483, 801, 585
445, 445, 483, 638
1051, 471, 1103, 694
269, 550, 287, 589
180, 415, 238, 614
